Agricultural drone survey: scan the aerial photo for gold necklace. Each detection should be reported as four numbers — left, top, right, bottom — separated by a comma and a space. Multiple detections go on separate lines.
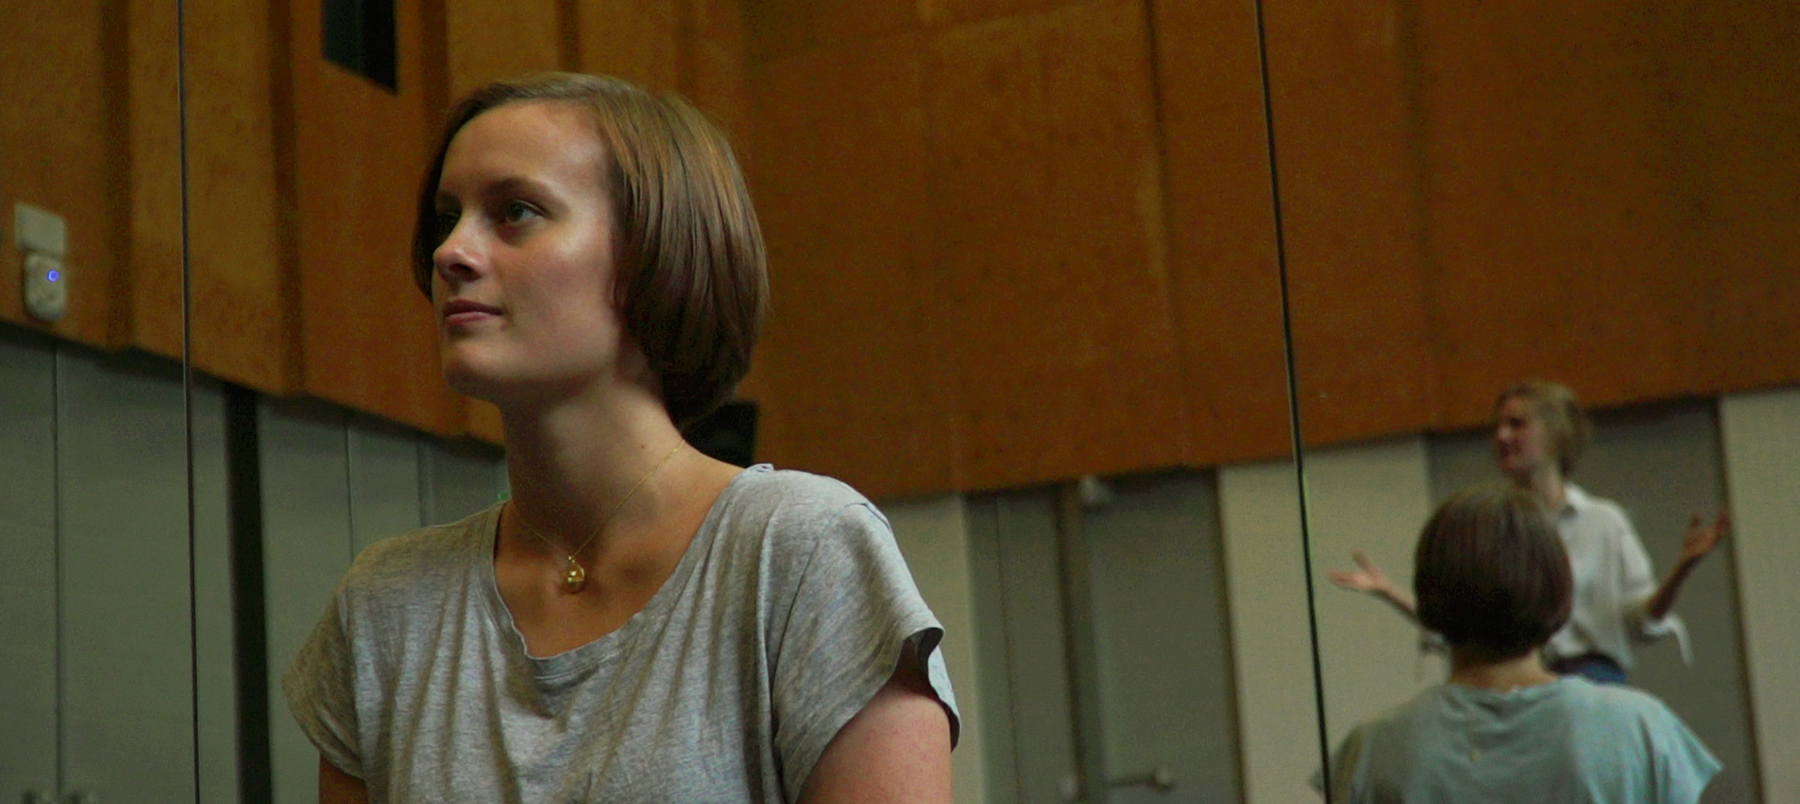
515, 440, 683, 594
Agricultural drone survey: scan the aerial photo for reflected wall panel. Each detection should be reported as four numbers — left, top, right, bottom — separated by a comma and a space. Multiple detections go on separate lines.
926, 0, 1187, 490
745, 32, 958, 499
290, 0, 463, 437
1415, 0, 1702, 426
1674, 3, 1800, 396
1152, 0, 1290, 465
1263, 0, 1436, 445
187, 0, 298, 392
0, 0, 128, 348
1273, 0, 1800, 445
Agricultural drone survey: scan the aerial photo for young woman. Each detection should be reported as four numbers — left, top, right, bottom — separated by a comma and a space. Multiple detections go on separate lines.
283, 73, 956, 803
1328, 380, 1728, 683
1326, 484, 1719, 802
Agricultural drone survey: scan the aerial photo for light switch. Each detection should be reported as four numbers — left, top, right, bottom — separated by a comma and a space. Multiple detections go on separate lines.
15, 203, 70, 323
15, 202, 67, 256
24, 251, 67, 322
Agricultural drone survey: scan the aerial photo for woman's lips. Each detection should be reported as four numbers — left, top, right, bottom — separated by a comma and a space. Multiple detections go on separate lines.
442, 300, 501, 327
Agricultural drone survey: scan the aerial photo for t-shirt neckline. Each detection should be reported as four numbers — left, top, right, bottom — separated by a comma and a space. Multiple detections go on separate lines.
476, 463, 775, 677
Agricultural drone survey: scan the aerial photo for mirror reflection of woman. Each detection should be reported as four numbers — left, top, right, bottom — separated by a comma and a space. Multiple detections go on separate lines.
282, 73, 956, 804
1327, 484, 1720, 802
1328, 380, 1729, 683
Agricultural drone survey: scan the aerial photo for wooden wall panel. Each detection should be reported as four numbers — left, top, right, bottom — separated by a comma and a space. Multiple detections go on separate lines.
926, 0, 1187, 489
922, 0, 1076, 29
686, 0, 750, 138
186, 0, 297, 393
1151, 0, 1290, 466
126, 0, 185, 360
745, 32, 958, 499
742, 0, 919, 63
291, 0, 463, 436
1263, 0, 1436, 446
0, 0, 126, 349
446, 0, 562, 98
576, 0, 684, 92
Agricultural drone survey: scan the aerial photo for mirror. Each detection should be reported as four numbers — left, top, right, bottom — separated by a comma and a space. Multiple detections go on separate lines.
0, 0, 208, 801
1267, 1, 1799, 800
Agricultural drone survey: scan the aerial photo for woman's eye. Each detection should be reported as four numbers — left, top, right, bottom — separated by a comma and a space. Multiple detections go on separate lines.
435, 210, 459, 238
501, 201, 541, 225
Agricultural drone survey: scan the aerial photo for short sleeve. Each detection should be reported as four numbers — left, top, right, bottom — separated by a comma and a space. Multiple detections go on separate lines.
1616, 517, 1692, 660
769, 502, 960, 802
1324, 725, 1370, 802
281, 591, 366, 779
1648, 703, 1721, 804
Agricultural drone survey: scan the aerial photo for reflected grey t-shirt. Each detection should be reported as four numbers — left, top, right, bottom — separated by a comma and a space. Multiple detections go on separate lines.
283, 465, 959, 804
1328, 676, 1718, 804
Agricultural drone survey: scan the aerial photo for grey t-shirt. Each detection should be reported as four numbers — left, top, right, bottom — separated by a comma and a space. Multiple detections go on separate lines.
283, 465, 959, 804
1328, 676, 1718, 804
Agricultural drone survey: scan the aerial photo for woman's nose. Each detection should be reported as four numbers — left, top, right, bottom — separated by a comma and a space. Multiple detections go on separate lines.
434, 220, 484, 286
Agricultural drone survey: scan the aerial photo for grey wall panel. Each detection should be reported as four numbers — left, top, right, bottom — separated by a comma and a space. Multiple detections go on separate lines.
55, 347, 195, 802
420, 437, 504, 527
970, 489, 1080, 804
1429, 400, 1753, 803
260, 398, 356, 804
347, 415, 423, 556
0, 331, 58, 800
191, 379, 240, 804
1085, 471, 1241, 804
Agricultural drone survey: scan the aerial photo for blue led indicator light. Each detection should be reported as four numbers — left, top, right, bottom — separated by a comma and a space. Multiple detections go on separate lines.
46, 270, 60, 282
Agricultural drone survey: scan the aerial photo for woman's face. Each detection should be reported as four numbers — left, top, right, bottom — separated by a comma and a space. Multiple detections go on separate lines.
1494, 396, 1556, 478
431, 101, 638, 404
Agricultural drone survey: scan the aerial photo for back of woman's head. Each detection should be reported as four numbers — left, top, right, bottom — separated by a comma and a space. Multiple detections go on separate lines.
1414, 483, 1573, 660
413, 72, 767, 427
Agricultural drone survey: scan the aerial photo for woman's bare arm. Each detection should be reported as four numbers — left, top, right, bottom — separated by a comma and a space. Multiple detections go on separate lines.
798, 650, 953, 804
319, 757, 370, 804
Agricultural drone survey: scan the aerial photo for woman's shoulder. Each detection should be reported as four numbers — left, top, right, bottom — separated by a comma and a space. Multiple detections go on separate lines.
717, 464, 884, 528
337, 502, 501, 602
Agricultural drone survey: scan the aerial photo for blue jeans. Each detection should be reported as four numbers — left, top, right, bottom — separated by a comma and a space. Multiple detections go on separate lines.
1550, 653, 1628, 684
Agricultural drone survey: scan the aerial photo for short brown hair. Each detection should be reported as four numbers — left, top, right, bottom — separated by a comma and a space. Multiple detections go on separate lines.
1414, 483, 1573, 661
413, 72, 767, 426
1498, 379, 1592, 475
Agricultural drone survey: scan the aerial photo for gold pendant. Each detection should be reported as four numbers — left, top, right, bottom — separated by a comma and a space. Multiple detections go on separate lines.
562, 560, 587, 593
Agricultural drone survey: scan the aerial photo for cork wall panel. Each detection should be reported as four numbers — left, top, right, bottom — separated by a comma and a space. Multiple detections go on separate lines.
1262, 0, 1436, 447
0, 0, 124, 349
291, 0, 462, 436
126, 0, 185, 360
745, 32, 958, 499
446, 0, 562, 98
1412, 0, 1704, 429
926, 0, 1187, 489
185, 0, 297, 393
1150, 0, 1290, 466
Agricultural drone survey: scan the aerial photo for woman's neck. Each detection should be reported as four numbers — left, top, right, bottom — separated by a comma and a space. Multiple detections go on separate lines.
1511, 465, 1566, 511
500, 386, 688, 552
1448, 647, 1560, 691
